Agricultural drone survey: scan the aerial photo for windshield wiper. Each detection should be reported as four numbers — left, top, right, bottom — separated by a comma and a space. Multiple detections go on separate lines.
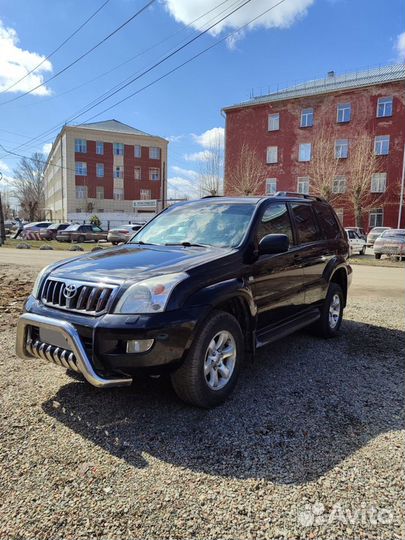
131, 240, 158, 246
164, 241, 209, 248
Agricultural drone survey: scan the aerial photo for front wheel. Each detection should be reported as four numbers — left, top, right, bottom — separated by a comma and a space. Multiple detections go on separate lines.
170, 311, 243, 408
76, 235, 85, 243
310, 283, 344, 338
375, 253, 381, 259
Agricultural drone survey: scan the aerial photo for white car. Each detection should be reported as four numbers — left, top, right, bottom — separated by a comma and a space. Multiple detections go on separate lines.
345, 228, 367, 255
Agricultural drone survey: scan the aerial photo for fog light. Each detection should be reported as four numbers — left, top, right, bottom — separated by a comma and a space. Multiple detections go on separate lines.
126, 339, 154, 353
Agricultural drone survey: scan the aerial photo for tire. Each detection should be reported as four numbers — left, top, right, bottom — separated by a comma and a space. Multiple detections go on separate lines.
310, 283, 344, 338
375, 253, 381, 260
77, 235, 85, 243
170, 311, 244, 408
360, 246, 366, 255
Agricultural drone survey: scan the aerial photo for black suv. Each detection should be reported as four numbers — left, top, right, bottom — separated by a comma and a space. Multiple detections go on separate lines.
16, 194, 351, 407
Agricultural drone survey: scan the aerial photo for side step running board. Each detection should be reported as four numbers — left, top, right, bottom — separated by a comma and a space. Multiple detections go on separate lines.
256, 309, 320, 348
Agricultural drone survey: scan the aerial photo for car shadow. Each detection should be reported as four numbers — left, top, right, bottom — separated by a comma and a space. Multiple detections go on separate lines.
42, 319, 405, 485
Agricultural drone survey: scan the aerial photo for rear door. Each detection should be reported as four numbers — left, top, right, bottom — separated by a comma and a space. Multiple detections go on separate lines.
251, 202, 305, 329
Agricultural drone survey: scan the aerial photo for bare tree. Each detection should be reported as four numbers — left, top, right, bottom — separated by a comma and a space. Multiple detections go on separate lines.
11, 152, 46, 221
307, 126, 341, 203
198, 133, 223, 197
226, 142, 267, 196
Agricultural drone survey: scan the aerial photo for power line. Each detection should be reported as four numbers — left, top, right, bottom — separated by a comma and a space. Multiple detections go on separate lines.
0, 0, 111, 96
0, 0, 156, 107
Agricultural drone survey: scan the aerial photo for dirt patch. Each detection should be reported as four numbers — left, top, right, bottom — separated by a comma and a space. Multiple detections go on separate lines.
0, 265, 35, 332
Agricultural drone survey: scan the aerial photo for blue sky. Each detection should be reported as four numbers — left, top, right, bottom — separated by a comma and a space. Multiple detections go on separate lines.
0, 0, 404, 200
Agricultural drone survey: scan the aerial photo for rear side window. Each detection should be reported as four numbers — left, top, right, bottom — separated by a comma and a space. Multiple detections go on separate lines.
256, 203, 294, 244
290, 203, 319, 243
314, 203, 341, 240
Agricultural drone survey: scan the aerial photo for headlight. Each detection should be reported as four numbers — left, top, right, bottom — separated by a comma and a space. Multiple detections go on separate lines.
32, 265, 52, 299
114, 273, 187, 314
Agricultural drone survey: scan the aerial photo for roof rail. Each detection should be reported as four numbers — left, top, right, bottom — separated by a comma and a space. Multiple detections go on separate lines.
273, 191, 324, 202
200, 195, 223, 199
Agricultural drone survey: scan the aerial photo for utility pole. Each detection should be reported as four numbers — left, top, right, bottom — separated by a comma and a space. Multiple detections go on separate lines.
0, 171, 6, 246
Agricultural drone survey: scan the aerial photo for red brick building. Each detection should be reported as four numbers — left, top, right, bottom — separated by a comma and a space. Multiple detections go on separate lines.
223, 65, 405, 229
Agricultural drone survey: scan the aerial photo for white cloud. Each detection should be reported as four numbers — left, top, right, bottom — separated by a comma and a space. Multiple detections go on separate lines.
168, 175, 200, 199
42, 143, 53, 155
394, 32, 405, 62
0, 159, 10, 174
184, 150, 213, 162
164, 0, 315, 44
171, 165, 199, 178
0, 19, 52, 95
192, 127, 224, 148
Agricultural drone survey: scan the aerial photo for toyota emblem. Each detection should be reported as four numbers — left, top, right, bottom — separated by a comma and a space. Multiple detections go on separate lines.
63, 283, 77, 299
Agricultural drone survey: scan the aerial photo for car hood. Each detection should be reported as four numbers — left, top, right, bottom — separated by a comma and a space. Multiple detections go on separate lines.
49, 244, 232, 283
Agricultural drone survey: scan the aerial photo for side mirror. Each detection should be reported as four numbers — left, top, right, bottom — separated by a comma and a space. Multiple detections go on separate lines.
258, 234, 289, 255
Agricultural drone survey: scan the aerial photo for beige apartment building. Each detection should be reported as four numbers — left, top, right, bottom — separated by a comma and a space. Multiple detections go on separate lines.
44, 119, 168, 224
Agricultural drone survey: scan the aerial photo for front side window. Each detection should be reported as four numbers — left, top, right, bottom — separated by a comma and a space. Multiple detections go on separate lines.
332, 175, 347, 193
369, 209, 383, 227
113, 188, 124, 200
299, 143, 311, 162
134, 167, 141, 180
337, 103, 351, 123
134, 144, 142, 158
266, 146, 278, 164
371, 172, 387, 193
113, 143, 124, 155
130, 202, 256, 248
374, 135, 390, 155
75, 186, 87, 199
149, 146, 161, 159
297, 176, 310, 194
265, 178, 277, 195
256, 203, 293, 243
291, 203, 319, 243
75, 139, 87, 153
313, 202, 341, 239
96, 141, 104, 155
335, 139, 349, 158
300, 108, 314, 128
268, 113, 280, 131
96, 163, 104, 178
377, 97, 393, 118
75, 161, 87, 176
149, 167, 160, 181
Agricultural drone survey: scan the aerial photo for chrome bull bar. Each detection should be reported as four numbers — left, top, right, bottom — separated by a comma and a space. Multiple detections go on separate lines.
16, 313, 133, 388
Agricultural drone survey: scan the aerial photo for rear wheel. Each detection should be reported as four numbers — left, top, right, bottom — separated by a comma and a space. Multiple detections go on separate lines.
375, 253, 382, 260
170, 311, 243, 408
311, 283, 344, 338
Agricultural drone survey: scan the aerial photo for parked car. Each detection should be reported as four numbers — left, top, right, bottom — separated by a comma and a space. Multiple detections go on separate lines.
16, 193, 351, 408
345, 228, 367, 255
40, 223, 71, 241
22, 221, 54, 239
345, 226, 366, 241
373, 229, 405, 260
56, 224, 108, 243
3, 221, 16, 235
107, 224, 144, 245
366, 226, 391, 246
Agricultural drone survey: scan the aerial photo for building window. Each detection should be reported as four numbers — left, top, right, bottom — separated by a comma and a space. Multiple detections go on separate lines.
149, 146, 161, 159
371, 172, 387, 193
75, 161, 87, 176
75, 139, 87, 153
335, 208, 344, 224
337, 103, 351, 123
369, 208, 383, 227
149, 167, 160, 181
97, 208, 104, 213
297, 176, 310, 194
265, 178, 277, 195
134, 167, 141, 180
266, 146, 278, 164
75, 186, 87, 199
134, 144, 142, 158
377, 97, 393, 118
140, 189, 151, 200
374, 135, 390, 155
96, 186, 104, 200
113, 143, 124, 155
332, 175, 347, 193
300, 108, 314, 128
335, 139, 349, 159
268, 113, 280, 131
299, 143, 311, 162
96, 141, 104, 155
96, 163, 104, 178
115, 166, 123, 178
113, 188, 124, 200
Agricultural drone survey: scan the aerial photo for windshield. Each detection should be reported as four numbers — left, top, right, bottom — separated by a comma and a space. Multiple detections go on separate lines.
130, 202, 256, 248
65, 224, 80, 231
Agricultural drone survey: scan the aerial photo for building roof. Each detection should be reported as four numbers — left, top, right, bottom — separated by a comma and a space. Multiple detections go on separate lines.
73, 119, 157, 137
223, 64, 405, 112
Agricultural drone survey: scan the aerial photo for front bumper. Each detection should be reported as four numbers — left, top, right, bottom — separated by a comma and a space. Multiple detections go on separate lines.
16, 298, 209, 387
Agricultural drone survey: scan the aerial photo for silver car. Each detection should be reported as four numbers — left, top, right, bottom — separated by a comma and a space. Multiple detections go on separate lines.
374, 229, 405, 260
366, 226, 391, 246
107, 224, 144, 245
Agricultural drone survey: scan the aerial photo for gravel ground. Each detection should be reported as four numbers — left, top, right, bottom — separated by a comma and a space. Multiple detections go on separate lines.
0, 264, 404, 539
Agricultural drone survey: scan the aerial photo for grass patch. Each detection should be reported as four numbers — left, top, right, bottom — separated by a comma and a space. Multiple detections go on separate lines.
349, 255, 405, 268
2, 239, 112, 251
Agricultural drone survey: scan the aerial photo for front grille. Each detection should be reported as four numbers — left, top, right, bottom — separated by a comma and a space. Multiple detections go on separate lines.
41, 278, 118, 315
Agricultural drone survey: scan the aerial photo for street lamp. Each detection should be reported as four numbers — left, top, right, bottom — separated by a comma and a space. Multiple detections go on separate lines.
0, 171, 6, 245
